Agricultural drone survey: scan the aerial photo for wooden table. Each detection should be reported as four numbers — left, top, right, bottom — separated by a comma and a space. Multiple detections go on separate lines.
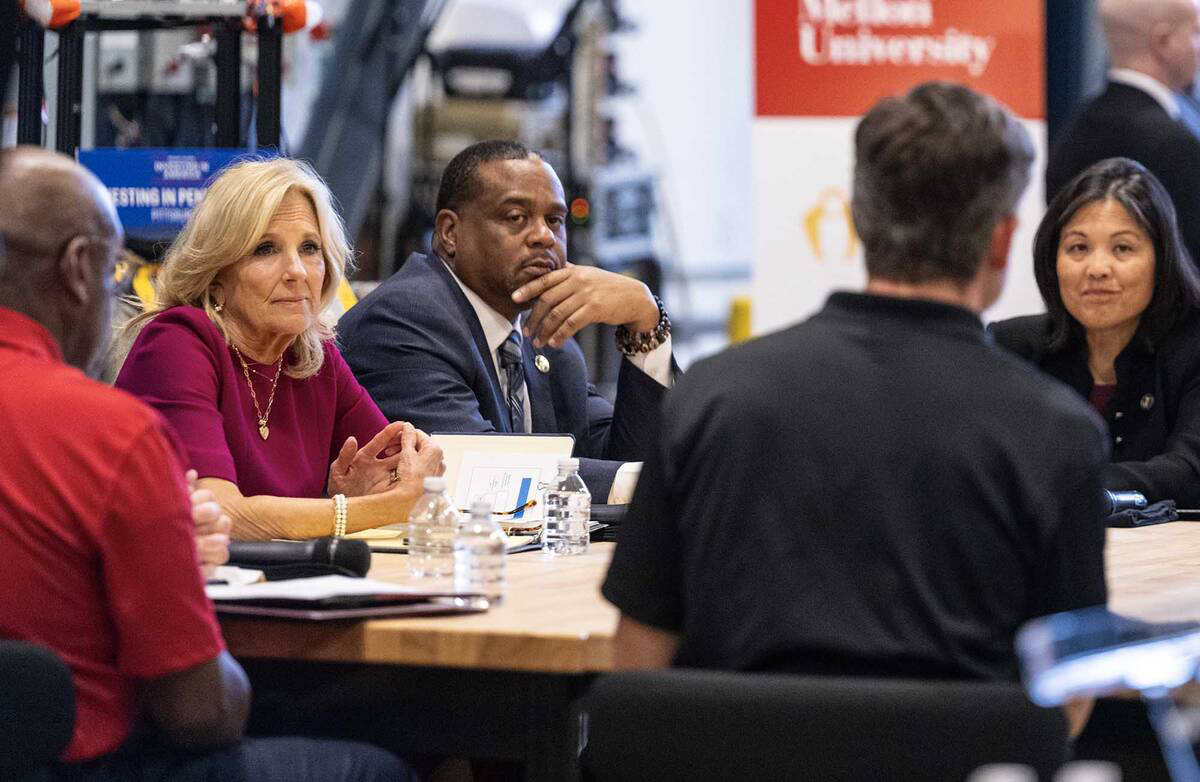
222, 543, 618, 673
221, 543, 619, 781
223, 525, 1200, 669
221, 524, 1200, 780
1107, 522, 1200, 623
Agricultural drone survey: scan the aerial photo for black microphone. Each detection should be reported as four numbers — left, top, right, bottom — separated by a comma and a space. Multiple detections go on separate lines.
228, 538, 372, 578
1104, 490, 1148, 516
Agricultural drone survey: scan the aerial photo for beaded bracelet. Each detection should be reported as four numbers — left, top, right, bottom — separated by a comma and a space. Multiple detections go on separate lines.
333, 493, 348, 537
615, 295, 671, 355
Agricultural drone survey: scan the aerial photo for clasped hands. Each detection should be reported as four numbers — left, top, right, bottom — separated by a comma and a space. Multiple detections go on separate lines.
512, 263, 659, 349
327, 420, 445, 499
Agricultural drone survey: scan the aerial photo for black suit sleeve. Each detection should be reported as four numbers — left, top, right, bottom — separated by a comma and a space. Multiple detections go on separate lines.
577, 458, 621, 503
593, 357, 673, 462
1103, 364, 1200, 507
582, 381, 614, 458
578, 354, 673, 501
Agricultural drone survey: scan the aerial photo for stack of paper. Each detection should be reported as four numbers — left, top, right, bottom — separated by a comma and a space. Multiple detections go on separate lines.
207, 575, 489, 620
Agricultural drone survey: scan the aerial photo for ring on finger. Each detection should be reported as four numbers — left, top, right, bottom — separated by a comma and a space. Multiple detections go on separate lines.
388, 467, 400, 484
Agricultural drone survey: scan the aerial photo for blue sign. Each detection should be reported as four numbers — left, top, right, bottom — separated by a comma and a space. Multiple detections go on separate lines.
78, 148, 260, 240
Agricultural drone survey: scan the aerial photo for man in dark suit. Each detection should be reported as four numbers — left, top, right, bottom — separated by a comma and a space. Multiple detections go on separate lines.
339, 140, 673, 502
1047, 0, 1200, 260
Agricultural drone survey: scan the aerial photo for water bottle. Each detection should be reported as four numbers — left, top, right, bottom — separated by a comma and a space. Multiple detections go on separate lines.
542, 457, 590, 556
406, 476, 458, 577
454, 500, 506, 600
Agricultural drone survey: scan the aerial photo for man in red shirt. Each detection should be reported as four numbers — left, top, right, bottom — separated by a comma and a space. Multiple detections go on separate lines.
0, 147, 411, 780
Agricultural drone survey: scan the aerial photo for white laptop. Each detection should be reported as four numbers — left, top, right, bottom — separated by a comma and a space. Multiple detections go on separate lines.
431, 432, 576, 523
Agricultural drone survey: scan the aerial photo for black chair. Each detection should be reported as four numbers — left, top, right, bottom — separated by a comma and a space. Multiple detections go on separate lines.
577, 670, 1069, 781
0, 640, 75, 781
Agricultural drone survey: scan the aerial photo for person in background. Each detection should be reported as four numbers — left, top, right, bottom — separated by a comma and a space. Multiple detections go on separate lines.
338, 140, 673, 503
601, 82, 1108, 736
0, 146, 411, 780
1046, 0, 1200, 261
1, 0, 15, 105
991, 157, 1200, 506
116, 157, 443, 541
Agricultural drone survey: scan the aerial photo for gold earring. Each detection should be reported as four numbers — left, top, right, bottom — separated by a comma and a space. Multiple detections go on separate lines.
214, 302, 223, 312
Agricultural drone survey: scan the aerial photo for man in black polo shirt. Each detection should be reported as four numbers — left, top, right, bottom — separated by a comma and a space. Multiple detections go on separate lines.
601, 82, 1109, 730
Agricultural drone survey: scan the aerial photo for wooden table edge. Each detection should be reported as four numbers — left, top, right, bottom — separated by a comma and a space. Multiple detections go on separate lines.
219, 617, 616, 674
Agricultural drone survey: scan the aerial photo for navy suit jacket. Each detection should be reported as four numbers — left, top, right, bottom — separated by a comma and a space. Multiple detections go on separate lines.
338, 252, 669, 500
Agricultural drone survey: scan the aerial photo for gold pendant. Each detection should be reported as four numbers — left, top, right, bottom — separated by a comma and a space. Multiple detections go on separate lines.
258, 423, 269, 440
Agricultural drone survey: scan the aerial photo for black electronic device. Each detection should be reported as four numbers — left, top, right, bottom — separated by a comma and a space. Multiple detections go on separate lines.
227, 537, 372, 580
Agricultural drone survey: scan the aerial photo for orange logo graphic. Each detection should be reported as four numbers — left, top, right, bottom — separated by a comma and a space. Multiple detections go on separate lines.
803, 188, 858, 262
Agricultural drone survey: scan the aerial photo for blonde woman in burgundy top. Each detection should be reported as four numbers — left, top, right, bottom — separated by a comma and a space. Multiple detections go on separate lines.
991, 158, 1200, 506
117, 157, 442, 540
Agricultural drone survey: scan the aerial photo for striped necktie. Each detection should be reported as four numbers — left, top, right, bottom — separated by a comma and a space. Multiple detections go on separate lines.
498, 330, 526, 433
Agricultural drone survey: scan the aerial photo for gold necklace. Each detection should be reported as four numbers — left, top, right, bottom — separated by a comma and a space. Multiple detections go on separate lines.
232, 345, 284, 441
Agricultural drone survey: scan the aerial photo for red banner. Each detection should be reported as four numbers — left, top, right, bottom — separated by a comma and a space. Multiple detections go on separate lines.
756, 0, 1045, 118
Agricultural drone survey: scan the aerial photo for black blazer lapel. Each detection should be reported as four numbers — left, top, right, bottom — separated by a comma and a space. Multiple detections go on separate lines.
523, 342, 558, 434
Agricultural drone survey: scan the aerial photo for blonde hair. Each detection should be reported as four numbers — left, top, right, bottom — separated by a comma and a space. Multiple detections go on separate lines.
128, 157, 351, 379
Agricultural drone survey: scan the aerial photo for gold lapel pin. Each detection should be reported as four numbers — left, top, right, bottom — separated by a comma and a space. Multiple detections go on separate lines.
535, 355, 550, 374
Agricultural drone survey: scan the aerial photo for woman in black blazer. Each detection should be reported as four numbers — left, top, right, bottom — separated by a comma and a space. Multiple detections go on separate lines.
991, 157, 1200, 505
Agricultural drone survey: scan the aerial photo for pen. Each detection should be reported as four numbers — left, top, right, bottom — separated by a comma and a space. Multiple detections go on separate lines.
459, 498, 538, 516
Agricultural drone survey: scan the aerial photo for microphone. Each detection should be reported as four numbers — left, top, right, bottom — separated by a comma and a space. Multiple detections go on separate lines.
228, 538, 372, 578
1104, 490, 1148, 516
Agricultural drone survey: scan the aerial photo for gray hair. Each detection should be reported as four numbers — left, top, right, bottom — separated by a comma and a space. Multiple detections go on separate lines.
851, 82, 1034, 285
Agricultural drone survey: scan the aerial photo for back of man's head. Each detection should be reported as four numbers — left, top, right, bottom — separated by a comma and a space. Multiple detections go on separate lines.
0, 146, 119, 277
1099, 0, 1197, 79
851, 82, 1033, 287
0, 146, 121, 368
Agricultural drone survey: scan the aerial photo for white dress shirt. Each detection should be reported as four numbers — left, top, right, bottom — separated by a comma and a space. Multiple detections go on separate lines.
444, 261, 672, 502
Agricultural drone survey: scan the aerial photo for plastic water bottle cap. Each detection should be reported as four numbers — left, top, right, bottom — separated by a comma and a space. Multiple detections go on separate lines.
422, 476, 447, 493
470, 500, 493, 517
557, 457, 580, 471
1052, 761, 1122, 782
965, 765, 1036, 782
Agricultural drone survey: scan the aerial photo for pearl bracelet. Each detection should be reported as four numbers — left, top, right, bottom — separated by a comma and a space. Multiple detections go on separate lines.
333, 493, 348, 537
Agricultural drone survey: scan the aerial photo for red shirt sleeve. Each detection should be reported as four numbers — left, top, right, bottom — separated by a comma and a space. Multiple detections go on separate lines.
116, 313, 238, 484
98, 418, 224, 680
327, 342, 389, 464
